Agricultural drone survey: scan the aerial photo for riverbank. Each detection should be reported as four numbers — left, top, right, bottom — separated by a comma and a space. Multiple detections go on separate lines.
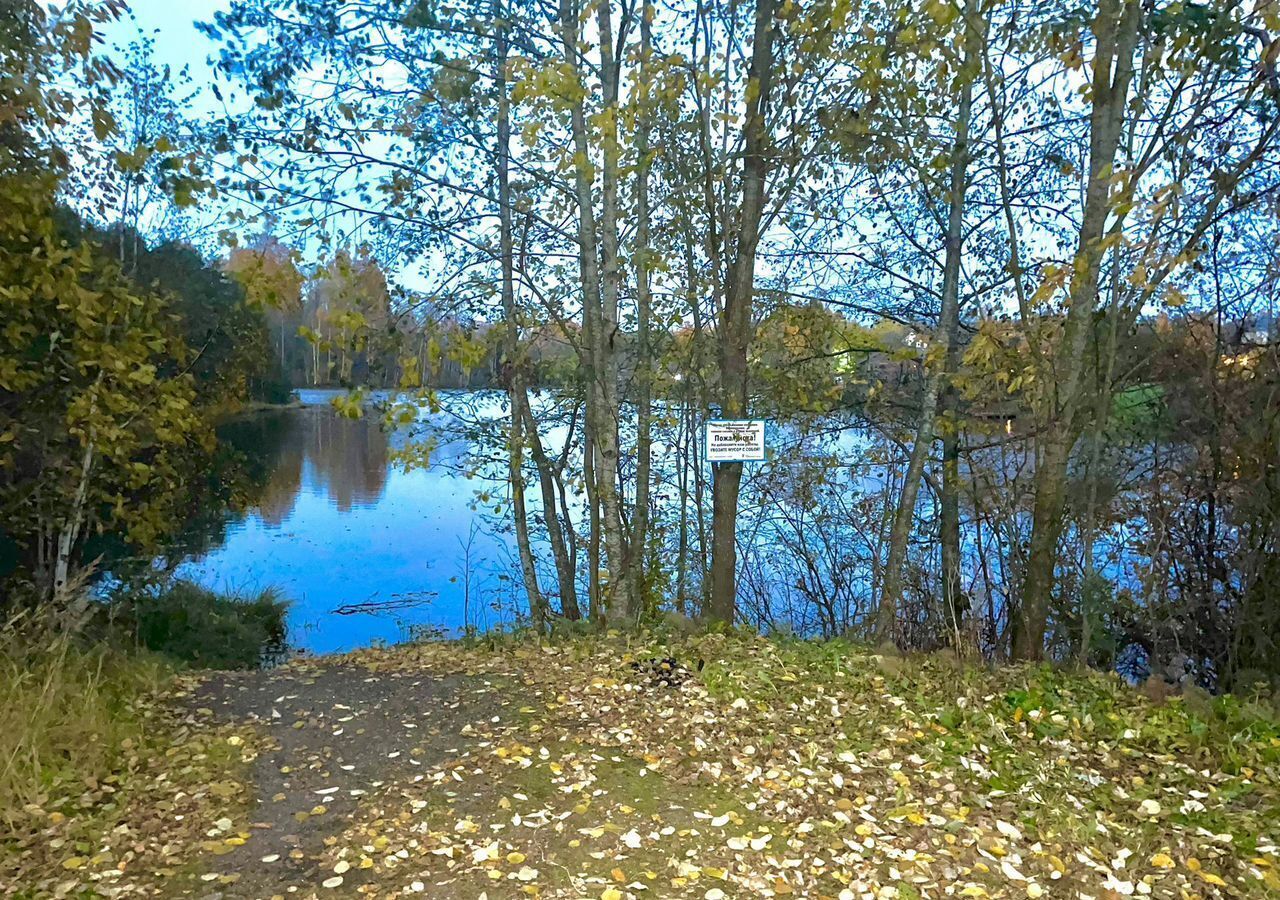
4, 631, 1278, 897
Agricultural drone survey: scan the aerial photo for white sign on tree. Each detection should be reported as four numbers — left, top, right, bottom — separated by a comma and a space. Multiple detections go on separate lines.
706, 419, 767, 463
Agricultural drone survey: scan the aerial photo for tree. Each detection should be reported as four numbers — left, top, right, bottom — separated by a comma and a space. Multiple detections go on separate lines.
0, 185, 207, 604
225, 236, 305, 382
875, 0, 985, 644
1008, 0, 1280, 659
706, 0, 780, 624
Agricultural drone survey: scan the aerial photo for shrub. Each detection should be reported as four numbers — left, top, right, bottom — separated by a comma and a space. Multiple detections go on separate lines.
121, 580, 289, 670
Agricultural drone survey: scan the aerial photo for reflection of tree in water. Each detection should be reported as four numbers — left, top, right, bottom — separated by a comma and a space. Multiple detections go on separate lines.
296, 408, 389, 513
217, 411, 302, 528
219, 407, 392, 523
257, 437, 303, 526
92, 413, 299, 577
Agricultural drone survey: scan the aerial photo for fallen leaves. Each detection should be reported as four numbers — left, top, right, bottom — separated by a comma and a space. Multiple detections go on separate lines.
10, 632, 1279, 899
1, 673, 260, 898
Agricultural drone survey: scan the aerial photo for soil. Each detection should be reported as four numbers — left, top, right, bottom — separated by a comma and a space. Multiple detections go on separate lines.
182, 662, 504, 899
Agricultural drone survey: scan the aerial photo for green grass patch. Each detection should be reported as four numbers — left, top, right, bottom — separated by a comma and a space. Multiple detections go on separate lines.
115, 579, 289, 669
398, 737, 772, 897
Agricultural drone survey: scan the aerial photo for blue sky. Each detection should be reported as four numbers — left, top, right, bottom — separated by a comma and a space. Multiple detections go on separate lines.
104, 0, 228, 81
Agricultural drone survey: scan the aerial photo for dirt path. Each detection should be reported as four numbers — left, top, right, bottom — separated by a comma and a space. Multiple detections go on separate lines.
136, 636, 1280, 900
183, 662, 505, 899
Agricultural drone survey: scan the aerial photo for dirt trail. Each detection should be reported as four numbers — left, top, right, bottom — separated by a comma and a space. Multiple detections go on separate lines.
38, 635, 1273, 899
185, 663, 504, 899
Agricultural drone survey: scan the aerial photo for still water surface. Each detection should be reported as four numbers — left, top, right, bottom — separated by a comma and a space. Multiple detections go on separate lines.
180, 390, 515, 654
179, 390, 903, 654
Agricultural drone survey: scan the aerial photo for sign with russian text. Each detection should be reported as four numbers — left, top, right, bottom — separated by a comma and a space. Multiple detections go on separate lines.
706, 419, 767, 463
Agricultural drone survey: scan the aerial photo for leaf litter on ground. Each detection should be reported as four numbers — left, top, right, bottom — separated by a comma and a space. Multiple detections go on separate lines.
5, 631, 1278, 899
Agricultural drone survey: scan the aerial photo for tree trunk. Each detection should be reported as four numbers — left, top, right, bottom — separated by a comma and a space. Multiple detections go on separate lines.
1079, 256, 1124, 664
875, 3, 979, 644
940, 424, 964, 637
707, 0, 777, 625
52, 436, 94, 605
495, 0, 548, 631
684, 222, 711, 603
630, 0, 655, 613
584, 426, 602, 622
521, 401, 581, 619
675, 402, 691, 614
559, 0, 631, 626
592, 0, 634, 624
1015, 0, 1141, 660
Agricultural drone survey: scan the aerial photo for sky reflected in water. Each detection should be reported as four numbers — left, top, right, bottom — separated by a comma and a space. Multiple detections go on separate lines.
179, 391, 515, 654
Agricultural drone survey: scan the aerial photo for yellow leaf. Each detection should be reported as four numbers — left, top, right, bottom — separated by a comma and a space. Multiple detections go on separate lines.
1150, 853, 1175, 869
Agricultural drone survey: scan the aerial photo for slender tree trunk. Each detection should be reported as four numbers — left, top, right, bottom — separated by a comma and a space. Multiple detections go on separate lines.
584, 426, 602, 622
708, 0, 777, 625
52, 437, 94, 605
684, 224, 712, 602
630, 0, 655, 613
592, 0, 634, 623
521, 401, 581, 619
876, 4, 979, 644
1079, 256, 1124, 664
495, 0, 548, 631
560, 0, 631, 625
940, 424, 963, 636
676, 403, 691, 614
1015, 0, 1140, 660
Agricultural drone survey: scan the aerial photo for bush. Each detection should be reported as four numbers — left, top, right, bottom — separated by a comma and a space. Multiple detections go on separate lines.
0, 615, 169, 824
121, 580, 289, 670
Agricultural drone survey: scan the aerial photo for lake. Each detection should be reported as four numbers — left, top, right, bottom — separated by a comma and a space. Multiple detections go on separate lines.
178, 389, 931, 654
179, 390, 519, 654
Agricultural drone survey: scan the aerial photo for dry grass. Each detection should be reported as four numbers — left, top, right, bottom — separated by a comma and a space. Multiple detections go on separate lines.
0, 610, 169, 825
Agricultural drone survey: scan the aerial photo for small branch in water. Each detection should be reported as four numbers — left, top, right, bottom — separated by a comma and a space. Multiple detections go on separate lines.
332, 591, 438, 616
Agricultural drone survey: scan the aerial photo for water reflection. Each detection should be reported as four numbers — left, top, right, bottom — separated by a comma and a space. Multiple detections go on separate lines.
244, 407, 392, 522
180, 392, 514, 655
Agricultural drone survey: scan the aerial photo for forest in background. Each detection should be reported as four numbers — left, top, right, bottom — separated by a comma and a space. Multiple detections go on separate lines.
0, 0, 1278, 698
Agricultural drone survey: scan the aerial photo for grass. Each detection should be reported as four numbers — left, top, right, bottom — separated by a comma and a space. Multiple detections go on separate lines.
0, 612, 170, 825
117, 579, 290, 669
4, 623, 1279, 896
336, 728, 770, 898
0, 605, 264, 897
1, 577, 286, 839
329, 628, 1280, 896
